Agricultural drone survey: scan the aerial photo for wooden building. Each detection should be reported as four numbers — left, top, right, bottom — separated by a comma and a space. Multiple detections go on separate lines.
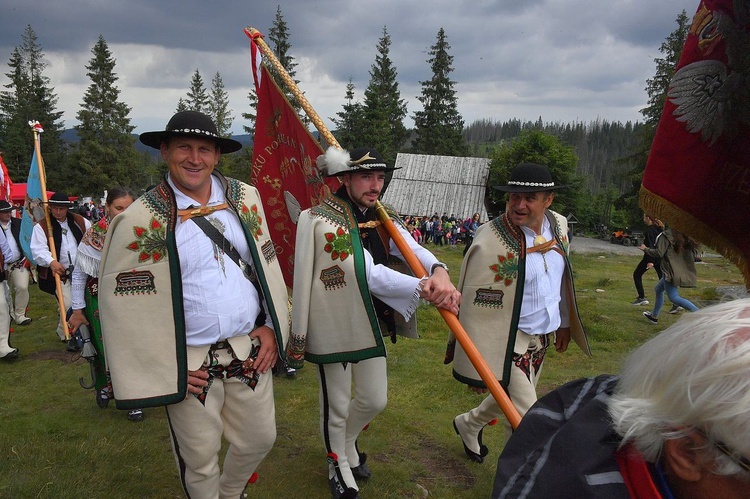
382, 153, 490, 221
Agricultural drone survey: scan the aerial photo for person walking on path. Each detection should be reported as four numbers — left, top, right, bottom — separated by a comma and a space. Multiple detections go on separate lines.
640, 228, 699, 324
631, 213, 664, 306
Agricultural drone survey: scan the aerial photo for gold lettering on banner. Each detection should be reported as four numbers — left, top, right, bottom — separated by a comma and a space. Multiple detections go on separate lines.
718, 161, 750, 196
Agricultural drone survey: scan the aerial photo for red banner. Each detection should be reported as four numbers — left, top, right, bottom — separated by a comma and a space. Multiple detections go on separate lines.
0, 154, 13, 202
247, 34, 340, 288
640, 0, 750, 285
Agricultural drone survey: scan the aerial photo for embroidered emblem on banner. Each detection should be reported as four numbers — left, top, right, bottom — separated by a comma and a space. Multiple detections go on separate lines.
261, 239, 276, 264
474, 288, 505, 308
489, 252, 518, 286
126, 218, 167, 263
319, 265, 346, 290
240, 204, 264, 240
323, 227, 353, 261
114, 270, 156, 295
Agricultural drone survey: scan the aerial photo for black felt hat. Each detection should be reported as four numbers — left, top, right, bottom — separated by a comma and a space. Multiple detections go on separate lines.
493, 163, 567, 193
0, 200, 11, 213
139, 111, 242, 154
48, 192, 73, 206
317, 147, 400, 177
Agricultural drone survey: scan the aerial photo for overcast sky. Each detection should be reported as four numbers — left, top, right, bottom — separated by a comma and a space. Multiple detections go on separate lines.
0, 0, 697, 136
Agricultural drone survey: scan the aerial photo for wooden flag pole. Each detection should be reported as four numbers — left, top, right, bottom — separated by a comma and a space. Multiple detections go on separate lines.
245, 27, 521, 429
374, 205, 521, 429
31, 123, 70, 340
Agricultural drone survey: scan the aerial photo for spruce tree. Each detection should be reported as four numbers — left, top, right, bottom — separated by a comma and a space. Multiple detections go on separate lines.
0, 26, 65, 182
411, 28, 468, 157
331, 78, 365, 150
0, 48, 28, 178
267, 5, 305, 123
268, 6, 297, 83
362, 26, 408, 167
68, 35, 141, 194
241, 89, 258, 135
209, 72, 233, 136
620, 10, 690, 223
641, 10, 690, 131
185, 69, 209, 113
175, 97, 189, 113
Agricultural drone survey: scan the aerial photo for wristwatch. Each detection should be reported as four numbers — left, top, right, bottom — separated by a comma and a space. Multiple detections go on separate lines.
430, 262, 449, 275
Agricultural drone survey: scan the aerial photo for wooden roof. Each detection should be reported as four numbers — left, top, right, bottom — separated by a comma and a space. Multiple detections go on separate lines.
382, 153, 490, 220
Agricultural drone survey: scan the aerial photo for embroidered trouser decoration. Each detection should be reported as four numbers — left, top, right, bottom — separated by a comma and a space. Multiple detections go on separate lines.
194, 341, 260, 405
513, 333, 551, 382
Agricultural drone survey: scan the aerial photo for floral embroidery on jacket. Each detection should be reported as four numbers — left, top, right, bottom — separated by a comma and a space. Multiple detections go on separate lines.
126, 217, 167, 263
323, 227, 353, 261
239, 204, 264, 240
489, 252, 519, 286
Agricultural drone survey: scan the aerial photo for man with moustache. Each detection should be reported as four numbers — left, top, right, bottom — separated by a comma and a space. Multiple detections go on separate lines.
446, 162, 590, 463
291, 147, 461, 498
30, 191, 91, 348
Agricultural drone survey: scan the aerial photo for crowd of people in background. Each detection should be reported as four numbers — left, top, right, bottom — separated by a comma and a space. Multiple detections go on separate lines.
403, 212, 484, 248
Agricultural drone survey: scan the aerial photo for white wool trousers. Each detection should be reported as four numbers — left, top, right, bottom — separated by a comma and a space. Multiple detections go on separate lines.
459, 331, 552, 441
166, 344, 276, 499
0, 283, 12, 357
318, 356, 388, 490
7, 266, 30, 322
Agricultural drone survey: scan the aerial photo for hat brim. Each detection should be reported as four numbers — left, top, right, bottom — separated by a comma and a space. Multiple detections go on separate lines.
493, 184, 567, 193
139, 131, 242, 154
327, 166, 401, 177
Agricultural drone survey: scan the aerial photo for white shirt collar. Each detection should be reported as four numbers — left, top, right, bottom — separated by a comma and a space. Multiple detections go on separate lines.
520, 214, 552, 240
166, 173, 226, 211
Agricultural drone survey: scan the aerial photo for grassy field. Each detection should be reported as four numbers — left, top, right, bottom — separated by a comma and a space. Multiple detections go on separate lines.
1, 245, 745, 498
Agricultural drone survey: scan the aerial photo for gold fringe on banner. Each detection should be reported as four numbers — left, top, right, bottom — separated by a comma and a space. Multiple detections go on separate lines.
640, 186, 750, 290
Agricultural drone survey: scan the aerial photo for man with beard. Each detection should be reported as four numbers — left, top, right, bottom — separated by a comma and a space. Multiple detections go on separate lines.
290, 147, 461, 498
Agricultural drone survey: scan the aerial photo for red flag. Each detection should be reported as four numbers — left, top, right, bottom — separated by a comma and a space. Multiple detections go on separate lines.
247, 32, 340, 288
0, 154, 13, 202
640, 0, 750, 285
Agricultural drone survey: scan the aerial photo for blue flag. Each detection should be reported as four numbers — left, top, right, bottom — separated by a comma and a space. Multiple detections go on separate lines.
19, 147, 46, 262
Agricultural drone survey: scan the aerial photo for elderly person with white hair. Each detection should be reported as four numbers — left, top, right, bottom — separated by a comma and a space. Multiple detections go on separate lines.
492, 298, 750, 498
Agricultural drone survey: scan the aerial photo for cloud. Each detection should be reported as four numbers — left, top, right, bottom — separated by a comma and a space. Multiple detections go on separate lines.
0, 0, 698, 134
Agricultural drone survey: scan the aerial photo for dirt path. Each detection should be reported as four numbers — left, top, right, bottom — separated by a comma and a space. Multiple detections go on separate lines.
569, 236, 642, 256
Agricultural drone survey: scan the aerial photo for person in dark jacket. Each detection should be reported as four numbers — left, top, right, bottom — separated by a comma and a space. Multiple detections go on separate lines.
631, 213, 664, 306
640, 228, 699, 324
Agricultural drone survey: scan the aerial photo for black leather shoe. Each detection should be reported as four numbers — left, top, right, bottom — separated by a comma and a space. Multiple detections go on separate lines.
351, 452, 371, 480
66, 338, 80, 352
329, 476, 359, 499
95, 388, 110, 409
1, 349, 19, 361
127, 409, 144, 422
453, 419, 489, 463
